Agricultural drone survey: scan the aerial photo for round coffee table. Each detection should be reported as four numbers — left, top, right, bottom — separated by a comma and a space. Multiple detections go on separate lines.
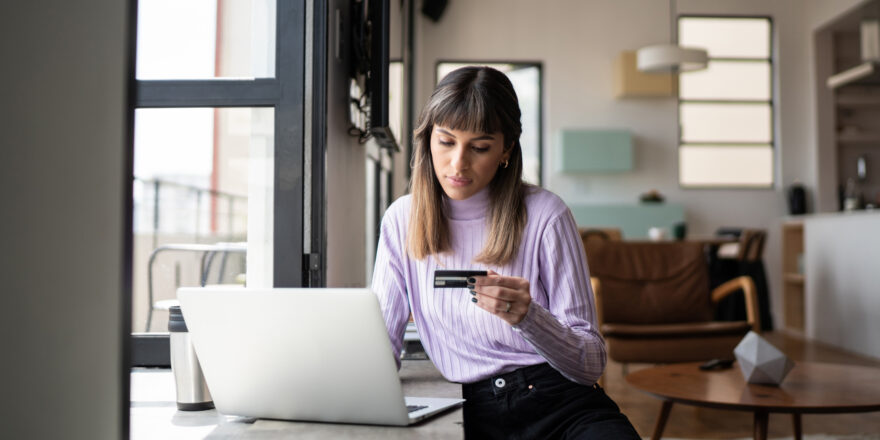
625, 361, 880, 440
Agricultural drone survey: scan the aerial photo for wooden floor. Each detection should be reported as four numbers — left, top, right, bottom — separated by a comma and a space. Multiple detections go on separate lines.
602, 331, 880, 439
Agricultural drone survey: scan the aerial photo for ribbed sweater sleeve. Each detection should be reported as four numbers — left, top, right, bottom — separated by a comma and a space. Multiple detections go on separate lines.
370, 202, 411, 369
512, 208, 607, 385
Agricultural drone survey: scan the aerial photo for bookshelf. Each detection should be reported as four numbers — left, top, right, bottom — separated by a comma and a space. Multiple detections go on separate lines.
782, 221, 805, 333
815, 0, 880, 211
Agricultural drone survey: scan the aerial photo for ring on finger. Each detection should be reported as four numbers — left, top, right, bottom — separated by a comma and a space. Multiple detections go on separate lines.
504, 301, 511, 313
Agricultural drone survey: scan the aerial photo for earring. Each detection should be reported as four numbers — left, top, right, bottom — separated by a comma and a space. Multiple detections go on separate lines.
502, 159, 509, 169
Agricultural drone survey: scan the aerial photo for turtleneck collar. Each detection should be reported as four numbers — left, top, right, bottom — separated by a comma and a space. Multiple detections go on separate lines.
445, 186, 490, 221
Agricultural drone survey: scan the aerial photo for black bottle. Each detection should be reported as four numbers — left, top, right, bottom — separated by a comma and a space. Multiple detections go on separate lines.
788, 183, 806, 215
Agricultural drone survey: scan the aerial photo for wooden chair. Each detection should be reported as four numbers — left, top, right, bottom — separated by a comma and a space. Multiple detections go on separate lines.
583, 240, 760, 367
712, 229, 773, 331
716, 228, 766, 261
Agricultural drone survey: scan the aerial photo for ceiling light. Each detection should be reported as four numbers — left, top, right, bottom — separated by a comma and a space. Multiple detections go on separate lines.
636, 0, 708, 74
637, 44, 708, 73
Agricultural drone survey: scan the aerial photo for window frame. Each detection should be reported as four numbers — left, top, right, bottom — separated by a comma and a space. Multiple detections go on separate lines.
364, 59, 400, 283
130, 0, 326, 366
677, 15, 776, 190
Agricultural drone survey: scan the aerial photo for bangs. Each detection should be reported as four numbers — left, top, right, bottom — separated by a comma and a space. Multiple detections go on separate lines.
430, 87, 501, 136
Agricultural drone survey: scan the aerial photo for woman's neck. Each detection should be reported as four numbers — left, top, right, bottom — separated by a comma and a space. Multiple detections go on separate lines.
445, 186, 490, 221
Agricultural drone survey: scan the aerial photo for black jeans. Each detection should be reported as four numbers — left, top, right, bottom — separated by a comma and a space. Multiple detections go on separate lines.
461, 363, 640, 440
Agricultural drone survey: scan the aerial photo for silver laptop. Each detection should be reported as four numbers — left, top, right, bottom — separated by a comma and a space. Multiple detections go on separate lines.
177, 287, 464, 426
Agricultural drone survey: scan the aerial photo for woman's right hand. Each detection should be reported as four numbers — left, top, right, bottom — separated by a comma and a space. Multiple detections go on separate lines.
469, 270, 532, 326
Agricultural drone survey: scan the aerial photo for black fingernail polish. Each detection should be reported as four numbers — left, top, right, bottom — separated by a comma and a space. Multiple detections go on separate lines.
467, 277, 476, 284
469, 289, 476, 296
471, 297, 478, 303
467, 283, 474, 290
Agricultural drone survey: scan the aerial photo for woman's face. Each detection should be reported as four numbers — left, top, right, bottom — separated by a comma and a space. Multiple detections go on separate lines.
430, 125, 510, 201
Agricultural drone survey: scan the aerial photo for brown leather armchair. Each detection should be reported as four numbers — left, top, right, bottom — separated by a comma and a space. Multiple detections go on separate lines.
585, 240, 759, 365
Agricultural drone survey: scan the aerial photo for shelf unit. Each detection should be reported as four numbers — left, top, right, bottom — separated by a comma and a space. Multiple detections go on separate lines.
837, 133, 880, 144
783, 273, 805, 284
835, 95, 880, 107
815, 1, 880, 210
782, 221, 805, 333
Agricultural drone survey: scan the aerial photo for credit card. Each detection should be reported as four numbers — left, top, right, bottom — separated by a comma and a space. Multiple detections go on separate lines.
433, 270, 488, 288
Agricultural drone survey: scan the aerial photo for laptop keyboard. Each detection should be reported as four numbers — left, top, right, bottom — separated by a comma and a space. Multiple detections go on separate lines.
407, 404, 428, 413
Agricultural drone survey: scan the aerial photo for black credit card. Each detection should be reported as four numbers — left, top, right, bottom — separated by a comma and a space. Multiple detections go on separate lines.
433, 270, 488, 288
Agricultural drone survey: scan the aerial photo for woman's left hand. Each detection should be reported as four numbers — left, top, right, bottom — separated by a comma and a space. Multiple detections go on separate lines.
469, 270, 532, 325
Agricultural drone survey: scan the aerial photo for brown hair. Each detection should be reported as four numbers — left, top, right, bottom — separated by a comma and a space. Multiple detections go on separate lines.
407, 66, 527, 266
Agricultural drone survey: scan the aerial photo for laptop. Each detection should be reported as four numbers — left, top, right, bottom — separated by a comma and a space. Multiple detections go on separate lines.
177, 287, 464, 426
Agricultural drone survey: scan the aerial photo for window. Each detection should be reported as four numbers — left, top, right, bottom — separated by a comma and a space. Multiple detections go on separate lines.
677, 17, 774, 188
136, 0, 275, 80
133, 107, 272, 332
436, 62, 543, 186
131, 0, 318, 364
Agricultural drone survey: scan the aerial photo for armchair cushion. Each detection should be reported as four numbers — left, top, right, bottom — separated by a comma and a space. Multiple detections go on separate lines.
605, 333, 748, 363
602, 321, 752, 339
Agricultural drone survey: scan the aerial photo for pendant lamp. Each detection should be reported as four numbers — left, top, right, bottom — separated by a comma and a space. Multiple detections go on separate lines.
636, 0, 708, 73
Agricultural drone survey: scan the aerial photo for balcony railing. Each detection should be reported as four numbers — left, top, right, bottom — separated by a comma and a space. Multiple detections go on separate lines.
133, 177, 248, 245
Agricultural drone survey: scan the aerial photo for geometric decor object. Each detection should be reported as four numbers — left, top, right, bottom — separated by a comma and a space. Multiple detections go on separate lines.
556, 129, 633, 173
734, 331, 795, 386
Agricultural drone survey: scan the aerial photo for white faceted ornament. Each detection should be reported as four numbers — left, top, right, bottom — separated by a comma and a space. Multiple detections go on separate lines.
734, 331, 796, 386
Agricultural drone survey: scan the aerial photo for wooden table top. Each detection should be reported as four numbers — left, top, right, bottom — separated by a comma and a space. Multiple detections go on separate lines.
625, 361, 880, 414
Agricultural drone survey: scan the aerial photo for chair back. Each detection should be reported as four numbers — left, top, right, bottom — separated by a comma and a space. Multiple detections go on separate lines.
585, 241, 712, 325
736, 229, 766, 262
578, 227, 622, 248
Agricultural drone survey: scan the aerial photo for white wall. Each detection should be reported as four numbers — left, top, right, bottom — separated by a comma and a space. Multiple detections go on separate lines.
326, 0, 370, 286
413, 0, 864, 332
804, 0, 866, 30
326, 0, 410, 287
0, 1, 130, 438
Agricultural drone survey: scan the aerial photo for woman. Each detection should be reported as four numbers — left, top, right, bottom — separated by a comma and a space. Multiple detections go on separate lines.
371, 66, 639, 439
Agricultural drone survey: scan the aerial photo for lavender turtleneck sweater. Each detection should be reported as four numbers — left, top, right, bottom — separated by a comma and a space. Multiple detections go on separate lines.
370, 186, 606, 385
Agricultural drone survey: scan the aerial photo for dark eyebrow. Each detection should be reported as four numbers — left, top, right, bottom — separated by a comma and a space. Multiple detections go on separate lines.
436, 128, 495, 141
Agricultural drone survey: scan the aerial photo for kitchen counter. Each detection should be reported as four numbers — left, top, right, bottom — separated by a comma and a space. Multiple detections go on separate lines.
784, 209, 880, 221
799, 212, 880, 359
131, 360, 464, 439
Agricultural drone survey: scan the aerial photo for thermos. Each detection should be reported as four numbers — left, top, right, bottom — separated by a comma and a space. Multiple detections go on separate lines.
168, 306, 214, 411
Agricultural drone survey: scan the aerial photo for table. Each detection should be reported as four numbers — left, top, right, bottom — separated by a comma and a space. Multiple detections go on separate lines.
131, 360, 463, 439
686, 236, 739, 247
622, 237, 738, 246
625, 361, 880, 440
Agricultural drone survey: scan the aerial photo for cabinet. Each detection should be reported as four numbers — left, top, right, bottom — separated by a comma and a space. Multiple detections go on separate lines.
781, 221, 804, 333
612, 51, 677, 98
834, 86, 880, 208
815, 0, 880, 211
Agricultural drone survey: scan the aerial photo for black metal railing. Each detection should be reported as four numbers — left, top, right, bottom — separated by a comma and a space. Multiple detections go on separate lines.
133, 177, 248, 247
